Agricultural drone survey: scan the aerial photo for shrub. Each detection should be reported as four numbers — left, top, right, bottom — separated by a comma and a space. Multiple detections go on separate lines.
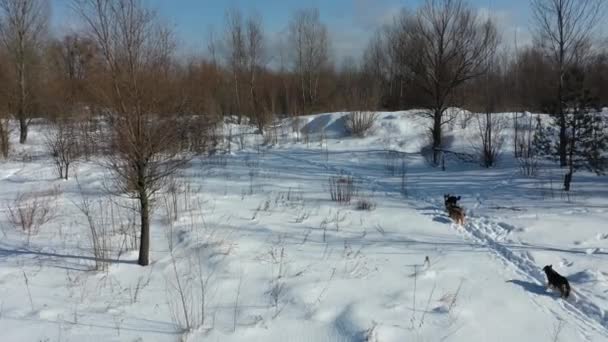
45, 121, 80, 180
384, 150, 402, 176
355, 198, 376, 211
6, 191, 57, 235
329, 176, 355, 204
74, 193, 111, 271
473, 114, 506, 168
76, 117, 104, 160
345, 111, 377, 137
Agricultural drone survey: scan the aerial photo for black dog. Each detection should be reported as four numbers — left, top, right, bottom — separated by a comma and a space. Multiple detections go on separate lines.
543, 265, 571, 299
444, 194, 461, 211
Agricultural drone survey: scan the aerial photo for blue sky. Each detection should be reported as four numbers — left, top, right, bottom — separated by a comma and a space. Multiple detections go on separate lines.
51, 0, 535, 62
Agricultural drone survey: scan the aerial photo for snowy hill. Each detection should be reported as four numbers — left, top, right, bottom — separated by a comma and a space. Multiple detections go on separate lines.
0, 112, 607, 341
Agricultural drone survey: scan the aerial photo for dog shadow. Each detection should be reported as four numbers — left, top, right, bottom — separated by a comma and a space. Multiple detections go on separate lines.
433, 216, 451, 224
507, 279, 555, 298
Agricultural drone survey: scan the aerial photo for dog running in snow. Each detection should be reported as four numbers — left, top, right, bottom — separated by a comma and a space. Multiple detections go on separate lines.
543, 265, 571, 299
444, 194, 461, 211
447, 206, 466, 225
444, 194, 465, 225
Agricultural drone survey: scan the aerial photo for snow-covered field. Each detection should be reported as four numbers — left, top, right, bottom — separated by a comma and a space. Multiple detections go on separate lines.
0, 111, 607, 341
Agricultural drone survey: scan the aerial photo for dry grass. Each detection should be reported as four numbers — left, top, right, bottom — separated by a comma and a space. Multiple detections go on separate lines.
328, 176, 355, 204
355, 198, 376, 211
6, 189, 58, 235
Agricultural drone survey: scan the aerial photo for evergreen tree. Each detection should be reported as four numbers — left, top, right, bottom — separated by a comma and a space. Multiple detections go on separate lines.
532, 116, 554, 157
533, 68, 607, 191
561, 68, 607, 190
576, 113, 607, 174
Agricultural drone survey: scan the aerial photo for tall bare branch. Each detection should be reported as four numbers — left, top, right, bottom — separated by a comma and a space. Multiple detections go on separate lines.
0, 0, 49, 143
531, 0, 605, 166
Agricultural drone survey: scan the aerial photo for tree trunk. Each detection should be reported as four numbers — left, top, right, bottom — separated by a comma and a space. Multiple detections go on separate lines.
558, 113, 567, 167
432, 111, 442, 165
19, 117, 28, 144
18, 59, 28, 144
250, 78, 263, 134
300, 67, 306, 112
556, 32, 567, 167
485, 113, 492, 168
138, 192, 150, 266
564, 171, 572, 191
0, 120, 8, 157
564, 117, 576, 192
513, 113, 519, 158
233, 69, 242, 125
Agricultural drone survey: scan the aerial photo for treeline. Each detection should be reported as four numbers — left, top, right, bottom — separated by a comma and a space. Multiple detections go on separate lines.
0, 0, 605, 172
0, 1, 605, 143
0, 0, 605, 137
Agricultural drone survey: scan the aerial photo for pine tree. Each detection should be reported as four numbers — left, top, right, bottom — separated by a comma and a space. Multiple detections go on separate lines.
533, 68, 607, 191
561, 68, 607, 190
577, 113, 607, 174
532, 116, 554, 157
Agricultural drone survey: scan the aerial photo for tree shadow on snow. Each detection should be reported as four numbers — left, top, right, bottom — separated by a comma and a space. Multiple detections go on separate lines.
0, 246, 137, 271
507, 279, 554, 298
507, 243, 608, 257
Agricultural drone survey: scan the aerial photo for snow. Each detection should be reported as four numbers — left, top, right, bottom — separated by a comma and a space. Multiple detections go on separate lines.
0, 112, 607, 341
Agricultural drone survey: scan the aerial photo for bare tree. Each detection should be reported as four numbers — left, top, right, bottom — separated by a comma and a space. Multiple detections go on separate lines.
0, 116, 9, 158
398, 0, 498, 165
0, 101, 9, 157
224, 8, 246, 124
472, 39, 506, 168
288, 8, 329, 112
531, 0, 605, 166
387, 10, 418, 109
362, 30, 390, 103
0, 53, 10, 157
473, 114, 507, 167
517, 115, 541, 176
0, 0, 49, 143
72, 0, 187, 266
45, 119, 80, 180
47, 33, 98, 112
245, 13, 268, 133
222, 9, 268, 130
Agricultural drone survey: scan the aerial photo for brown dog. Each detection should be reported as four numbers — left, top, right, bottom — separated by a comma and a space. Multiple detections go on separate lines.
444, 194, 461, 211
448, 206, 466, 225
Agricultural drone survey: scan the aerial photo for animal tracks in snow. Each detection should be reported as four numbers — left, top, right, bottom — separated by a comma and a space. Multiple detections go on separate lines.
267, 148, 608, 339
453, 212, 608, 338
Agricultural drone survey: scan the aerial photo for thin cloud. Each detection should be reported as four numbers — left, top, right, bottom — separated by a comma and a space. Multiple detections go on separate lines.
352, 0, 401, 29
